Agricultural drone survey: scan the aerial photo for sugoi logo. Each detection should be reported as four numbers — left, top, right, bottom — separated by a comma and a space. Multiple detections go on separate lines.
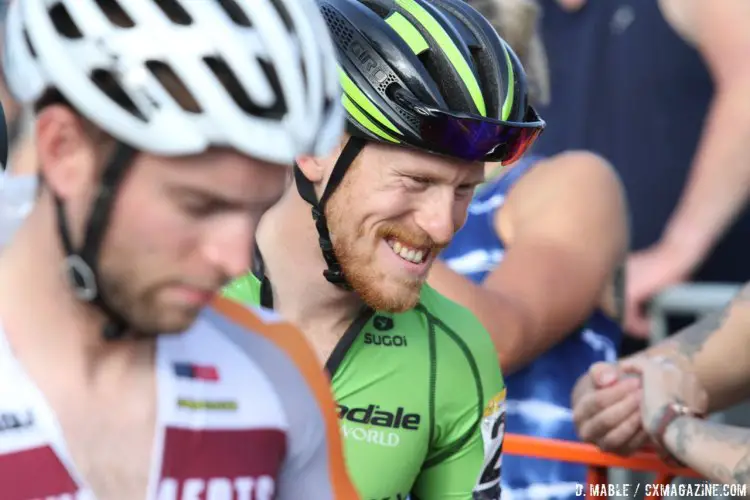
158, 476, 275, 500
364, 332, 407, 347
0, 410, 33, 432
338, 404, 420, 430
373, 315, 394, 331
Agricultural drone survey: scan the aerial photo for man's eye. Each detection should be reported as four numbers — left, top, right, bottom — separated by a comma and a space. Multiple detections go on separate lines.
405, 176, 431, 189
182, 198, 217, 217
455, 185, 475, 198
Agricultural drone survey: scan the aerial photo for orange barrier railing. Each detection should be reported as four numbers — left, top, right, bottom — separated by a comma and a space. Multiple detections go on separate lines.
504, 434, 703, 499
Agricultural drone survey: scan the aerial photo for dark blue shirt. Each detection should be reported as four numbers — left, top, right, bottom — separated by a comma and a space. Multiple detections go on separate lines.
440, 156, 622, 499
534, 0, 750, 283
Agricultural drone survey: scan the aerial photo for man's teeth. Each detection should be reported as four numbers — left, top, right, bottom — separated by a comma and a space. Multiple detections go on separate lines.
389, 240, 426, 264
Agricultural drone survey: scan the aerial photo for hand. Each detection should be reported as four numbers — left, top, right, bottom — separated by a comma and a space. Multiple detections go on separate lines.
619, 357, 708, 438
624, 242, 693, 339
572, 362, 649, 454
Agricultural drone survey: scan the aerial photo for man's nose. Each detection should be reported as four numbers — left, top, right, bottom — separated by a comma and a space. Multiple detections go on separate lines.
204, 220, 255, 279
413, 191, 458, 247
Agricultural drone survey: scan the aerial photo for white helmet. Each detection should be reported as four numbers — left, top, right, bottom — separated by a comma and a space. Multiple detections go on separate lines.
3, 0, 345, 164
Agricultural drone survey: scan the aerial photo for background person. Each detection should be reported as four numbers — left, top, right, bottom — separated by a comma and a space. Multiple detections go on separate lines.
536, 0, 750, 351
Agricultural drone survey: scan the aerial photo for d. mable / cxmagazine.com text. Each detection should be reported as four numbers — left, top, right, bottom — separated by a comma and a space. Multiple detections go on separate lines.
577, 482, 747, 497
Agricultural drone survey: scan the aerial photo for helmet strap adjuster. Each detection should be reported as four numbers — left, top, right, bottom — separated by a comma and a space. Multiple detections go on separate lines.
64, 254, 98, 302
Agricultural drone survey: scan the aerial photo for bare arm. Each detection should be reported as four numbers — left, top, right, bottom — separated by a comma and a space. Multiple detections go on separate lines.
625, 283, 750, 412
429, 151, 627, 374
571, 282, 750, 455
664, 416, 750, 487
622, 353, 750, 486
655, 0, 750, 271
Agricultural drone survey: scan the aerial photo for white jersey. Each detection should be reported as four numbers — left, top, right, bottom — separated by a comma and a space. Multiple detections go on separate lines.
0, 297, 358, 500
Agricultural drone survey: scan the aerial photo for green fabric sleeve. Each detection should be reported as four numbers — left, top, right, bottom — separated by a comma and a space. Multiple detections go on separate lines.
222, 272, 262, 306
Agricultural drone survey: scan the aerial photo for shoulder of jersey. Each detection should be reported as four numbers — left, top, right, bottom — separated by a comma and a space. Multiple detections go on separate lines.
418, 285, 477, 324
418, 284, 494, 346
247, 303, 285, 325
198, 296, 328, 373
417, 285, 506, 403
207, 296, 289, 333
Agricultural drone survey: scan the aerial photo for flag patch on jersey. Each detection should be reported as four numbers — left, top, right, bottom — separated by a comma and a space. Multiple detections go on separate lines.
173, 362, 220, 382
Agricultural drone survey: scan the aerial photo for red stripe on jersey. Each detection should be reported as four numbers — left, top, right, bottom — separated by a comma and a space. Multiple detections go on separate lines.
0, 445, 78, 499
158, 427, 287, 500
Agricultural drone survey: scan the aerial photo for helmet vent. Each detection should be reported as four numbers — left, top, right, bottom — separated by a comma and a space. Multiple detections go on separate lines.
376, 73, 396, 95
153, 0, 193, 26
320, 4, 354, 47
268, 0, 294, 31
49, 3, 83, 39
216, 0, 253, 27
23, 29, 37, 58
90, 68, 145, 121
359, 0, 390, 19
386, 84, 420, 129
300, 57, 308, 89
93, 0, 136, 28
145, 60, 202, 114
395, 105, 419, 129
203, 56, 287, 119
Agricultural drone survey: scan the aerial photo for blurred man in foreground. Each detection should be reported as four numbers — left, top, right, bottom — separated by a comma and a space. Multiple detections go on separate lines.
0, 0, 358, 498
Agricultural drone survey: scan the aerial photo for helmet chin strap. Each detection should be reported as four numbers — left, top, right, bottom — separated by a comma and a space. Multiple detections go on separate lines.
293, 136, 366, 289
55, 142, 138, 341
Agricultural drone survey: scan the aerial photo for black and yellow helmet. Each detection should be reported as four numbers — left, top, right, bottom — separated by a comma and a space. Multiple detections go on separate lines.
294, 0, 545, 289
317, 0, 544, 163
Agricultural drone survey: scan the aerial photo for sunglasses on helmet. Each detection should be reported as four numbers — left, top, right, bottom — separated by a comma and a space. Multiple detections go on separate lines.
393, 89, 545, 164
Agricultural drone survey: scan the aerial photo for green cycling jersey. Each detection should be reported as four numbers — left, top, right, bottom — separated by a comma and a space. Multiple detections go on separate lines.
223, 273, 505, 500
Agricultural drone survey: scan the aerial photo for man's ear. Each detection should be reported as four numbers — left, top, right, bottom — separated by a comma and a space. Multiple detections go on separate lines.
295, 154, 326, 184
35, 105, 96, 200
295, 134, 346, 184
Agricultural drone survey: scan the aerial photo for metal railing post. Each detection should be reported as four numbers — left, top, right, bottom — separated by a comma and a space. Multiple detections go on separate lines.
648, 283, 741, 346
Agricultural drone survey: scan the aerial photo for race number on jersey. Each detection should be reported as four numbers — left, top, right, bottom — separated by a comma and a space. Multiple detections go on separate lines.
473, 389, 506, 500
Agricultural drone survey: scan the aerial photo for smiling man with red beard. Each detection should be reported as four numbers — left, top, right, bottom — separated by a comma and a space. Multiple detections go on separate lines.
223, 0, 545, 499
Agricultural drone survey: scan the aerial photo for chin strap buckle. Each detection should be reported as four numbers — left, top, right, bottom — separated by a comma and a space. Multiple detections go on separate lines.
323, 268, 352, 289
311, 206, 323, 221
